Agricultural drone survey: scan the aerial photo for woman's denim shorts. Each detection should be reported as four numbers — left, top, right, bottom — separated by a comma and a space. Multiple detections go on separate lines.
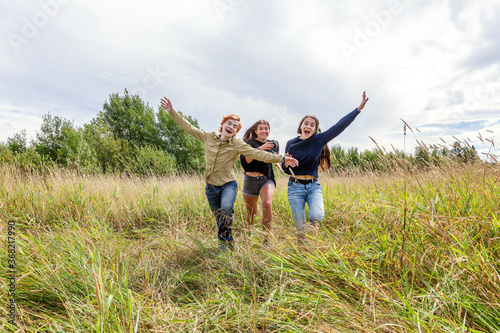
242, 174, 275, 197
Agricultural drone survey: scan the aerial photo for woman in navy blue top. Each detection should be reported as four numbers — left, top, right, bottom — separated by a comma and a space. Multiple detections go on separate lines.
283, 92, 369, 240
240, 120, 282, 245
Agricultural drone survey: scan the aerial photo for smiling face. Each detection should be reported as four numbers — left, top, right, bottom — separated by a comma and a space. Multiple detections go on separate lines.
299, 117, 317, 139
221, 118, 240, 139
254, 123, 270, 142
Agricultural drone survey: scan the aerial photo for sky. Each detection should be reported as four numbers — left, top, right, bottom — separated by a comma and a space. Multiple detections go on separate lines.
1, 0, 499, 160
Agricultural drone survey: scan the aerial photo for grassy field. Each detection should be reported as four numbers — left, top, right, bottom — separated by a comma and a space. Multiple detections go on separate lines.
1, 161, 500, 332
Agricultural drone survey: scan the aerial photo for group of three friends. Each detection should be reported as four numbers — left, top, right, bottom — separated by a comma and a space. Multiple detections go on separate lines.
160, 92, 369, 250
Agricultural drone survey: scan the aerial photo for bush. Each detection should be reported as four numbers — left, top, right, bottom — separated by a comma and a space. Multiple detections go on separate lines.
123, 145, 177, 176
0, 147, 56, 173
6, 130, 28, 153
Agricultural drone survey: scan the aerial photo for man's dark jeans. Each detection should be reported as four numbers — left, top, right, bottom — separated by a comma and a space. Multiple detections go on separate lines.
205, 181, 238, 242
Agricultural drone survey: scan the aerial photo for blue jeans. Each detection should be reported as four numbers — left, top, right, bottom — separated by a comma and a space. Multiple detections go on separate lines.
287, 180, 324, 233
205, 181, 238, 242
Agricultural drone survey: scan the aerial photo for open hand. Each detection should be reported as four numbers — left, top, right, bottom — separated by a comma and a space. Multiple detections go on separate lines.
160, 97, 173, 114
358, 91, 369, 111
284, 156, 299, 168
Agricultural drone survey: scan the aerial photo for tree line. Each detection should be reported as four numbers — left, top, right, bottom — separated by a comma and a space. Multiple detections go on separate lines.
329, 140, 479, 174
1, 90, 204, 175
0, 90, 479, 176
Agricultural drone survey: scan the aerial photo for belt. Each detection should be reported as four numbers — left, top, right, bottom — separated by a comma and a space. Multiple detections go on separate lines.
245, 174, 268, 180
289, 176, 318, 184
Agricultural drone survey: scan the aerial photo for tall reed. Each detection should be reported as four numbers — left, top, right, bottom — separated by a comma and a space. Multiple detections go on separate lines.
1, 158, 499, 332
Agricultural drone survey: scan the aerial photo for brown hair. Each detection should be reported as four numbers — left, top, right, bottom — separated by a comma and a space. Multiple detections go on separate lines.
218, 114, 242, 133
242, 120, 270, 142
297, 115, 331, 171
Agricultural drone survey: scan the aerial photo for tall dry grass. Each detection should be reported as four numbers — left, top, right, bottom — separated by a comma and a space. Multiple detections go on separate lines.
1, 159, 499, 332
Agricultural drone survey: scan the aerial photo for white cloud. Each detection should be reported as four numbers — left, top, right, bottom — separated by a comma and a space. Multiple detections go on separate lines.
0, 0, 498, 158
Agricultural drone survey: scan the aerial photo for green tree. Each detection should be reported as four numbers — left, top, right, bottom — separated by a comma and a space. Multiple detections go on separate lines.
60, 126, 97, 171
414, 144, 431, 167
83, 115, 125, 173
330, 144, 346, 165
35, 113, 73, 163
360, 149, 380, 171
101, 90, 205, 173
449, 141, 478, 163
102, 90, 158, 147
346, 147, 361, 167
6, 129, 28, 153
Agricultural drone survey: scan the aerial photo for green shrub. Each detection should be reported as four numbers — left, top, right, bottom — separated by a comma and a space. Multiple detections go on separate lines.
124, 145, 177, 176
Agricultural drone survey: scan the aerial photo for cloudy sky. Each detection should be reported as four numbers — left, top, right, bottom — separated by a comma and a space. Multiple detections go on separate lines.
1, 0, 499, 159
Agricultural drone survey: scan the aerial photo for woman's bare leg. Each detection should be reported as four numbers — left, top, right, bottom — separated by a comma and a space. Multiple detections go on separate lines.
243, 194, 259, 229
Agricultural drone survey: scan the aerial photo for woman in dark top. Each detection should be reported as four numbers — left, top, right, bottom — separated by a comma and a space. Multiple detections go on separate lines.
240, 120, 282, 244
283, 92, 369, 240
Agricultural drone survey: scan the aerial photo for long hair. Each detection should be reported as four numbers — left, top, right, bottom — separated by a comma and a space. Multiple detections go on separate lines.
242, 120, 270, 142
218, 114, 242, 133
297, 115, 331, 171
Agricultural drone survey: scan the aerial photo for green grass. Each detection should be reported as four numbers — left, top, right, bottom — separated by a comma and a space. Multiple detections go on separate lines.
1, 161, 500, 332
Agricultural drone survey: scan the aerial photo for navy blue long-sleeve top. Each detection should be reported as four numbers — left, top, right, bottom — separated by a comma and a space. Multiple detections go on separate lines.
283, 108, 360, 178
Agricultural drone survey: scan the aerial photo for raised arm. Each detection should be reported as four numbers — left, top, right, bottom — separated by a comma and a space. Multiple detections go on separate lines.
160, 97, 207, 142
